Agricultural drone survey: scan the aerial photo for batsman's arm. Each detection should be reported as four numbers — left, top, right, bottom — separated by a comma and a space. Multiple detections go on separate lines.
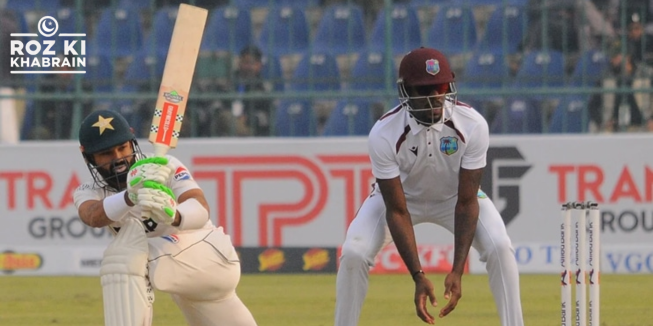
77, 191, 134, 228
171, 187, 210, 228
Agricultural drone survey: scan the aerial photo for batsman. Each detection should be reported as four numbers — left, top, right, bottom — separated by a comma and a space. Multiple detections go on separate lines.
73, 109, 258, 326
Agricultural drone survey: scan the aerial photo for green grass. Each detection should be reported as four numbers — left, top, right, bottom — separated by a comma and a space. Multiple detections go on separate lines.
0, 274, 651, 325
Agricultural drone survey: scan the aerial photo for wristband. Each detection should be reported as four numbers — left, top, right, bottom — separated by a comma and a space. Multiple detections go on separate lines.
176, 198, 208, 230
103, 191, 131, 222
411, 269, 425, 279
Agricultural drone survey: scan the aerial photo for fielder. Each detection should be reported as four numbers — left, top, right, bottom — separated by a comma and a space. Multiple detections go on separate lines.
334, 47, 524, 325
74, 110, 258, 326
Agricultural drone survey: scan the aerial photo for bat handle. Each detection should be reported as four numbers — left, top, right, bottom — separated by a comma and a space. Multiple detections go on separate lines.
153, 143, 169, 158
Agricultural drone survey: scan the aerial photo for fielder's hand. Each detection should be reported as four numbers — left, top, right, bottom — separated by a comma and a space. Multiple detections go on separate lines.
137, 180, 177, 225
127, 157, 172, 204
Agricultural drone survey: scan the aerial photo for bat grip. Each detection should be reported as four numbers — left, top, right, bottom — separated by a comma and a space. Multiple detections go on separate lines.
153, 143, 169, 158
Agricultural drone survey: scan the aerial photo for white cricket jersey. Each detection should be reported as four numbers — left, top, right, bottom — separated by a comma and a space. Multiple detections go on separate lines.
368, 101, 489, 205
73, 154, 214, 237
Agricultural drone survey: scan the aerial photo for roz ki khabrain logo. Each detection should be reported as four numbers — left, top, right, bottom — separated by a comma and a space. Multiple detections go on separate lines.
10, 15, 86, 74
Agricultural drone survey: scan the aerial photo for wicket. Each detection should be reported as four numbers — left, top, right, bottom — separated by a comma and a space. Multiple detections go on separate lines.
560, 202, 600, 326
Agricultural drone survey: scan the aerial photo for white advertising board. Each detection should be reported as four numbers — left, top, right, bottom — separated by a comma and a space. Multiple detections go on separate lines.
1, 134, 652, 275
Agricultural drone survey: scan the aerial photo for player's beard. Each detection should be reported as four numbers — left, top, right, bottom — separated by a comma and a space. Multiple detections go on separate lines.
408, 96, 445, 126
96, 154, 137, 192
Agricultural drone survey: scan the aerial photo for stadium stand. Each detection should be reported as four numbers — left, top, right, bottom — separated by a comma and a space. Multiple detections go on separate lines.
202, 5, 253, 54
312, 4, 366, 56
322, 98, 381, 136
474, 3, 527, 55
142, 6, 178, 56
368, 4, 422, 56
289, 52, 341, 92
5, 0, 60, 12
261, 53, 284, 92
9, 1, 649, 138
91, 7, 144, 58
426, 3, 477, 56
273, 99, 315, 136
257, 6, 310, 56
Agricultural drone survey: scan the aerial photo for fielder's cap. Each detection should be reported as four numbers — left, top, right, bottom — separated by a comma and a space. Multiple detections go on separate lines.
398, 47, 455, 86
79, 110, 134, 154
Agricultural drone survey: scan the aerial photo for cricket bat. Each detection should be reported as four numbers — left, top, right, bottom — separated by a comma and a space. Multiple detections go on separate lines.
148, 3, 208, 157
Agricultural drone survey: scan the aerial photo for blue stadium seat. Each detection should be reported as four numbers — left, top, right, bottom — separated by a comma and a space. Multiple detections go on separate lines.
122, 51, 166, 91
570, 50, 608, 86
273, 99, 315, 136
349, 51, 395, 91
92, 7, 143, 58
548, 95, 590, 133
312, 4, 366, 55
5, 0, 60, 12
257, 6, 309, 56
202, 6, 252, 54
475, 3, 527, 54
410, 0, 450, 8
490, 97, 544, 134
369, 4, 421, 56
117, 0, 154, 11
142, 6, 177, 56
289, 52, 341, 92
459, 51, 509, 117
513, 50, 566, 89
84, 54, 114, 92
111, 85, 150, 138
322, 98, 380, 136
262, 54, 284, 92
460, 51, 509, 89
230, 0, 319, 9
426, 4, 477, 56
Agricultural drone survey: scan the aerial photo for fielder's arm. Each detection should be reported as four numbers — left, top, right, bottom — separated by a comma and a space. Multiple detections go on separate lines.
451, 167, 483, 274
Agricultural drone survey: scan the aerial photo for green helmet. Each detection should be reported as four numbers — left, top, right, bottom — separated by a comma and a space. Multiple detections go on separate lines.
79, 109, 135, 154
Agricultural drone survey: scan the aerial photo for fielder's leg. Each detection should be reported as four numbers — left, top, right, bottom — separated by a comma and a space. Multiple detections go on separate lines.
100, 218, 154, 326
335, 191, 392, 326
472, 198, 524, 326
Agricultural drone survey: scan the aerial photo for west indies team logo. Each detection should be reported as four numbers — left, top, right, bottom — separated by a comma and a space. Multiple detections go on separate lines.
425, 59, 440, 75
440, 137, 458, 155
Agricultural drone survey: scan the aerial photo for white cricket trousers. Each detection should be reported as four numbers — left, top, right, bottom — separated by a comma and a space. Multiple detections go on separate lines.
334, 191, 524, 326
148, 227, 257, 326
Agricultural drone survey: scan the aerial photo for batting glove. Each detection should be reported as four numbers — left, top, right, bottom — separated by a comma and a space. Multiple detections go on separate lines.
127, 157, 172, 204
137, 180, 177, 225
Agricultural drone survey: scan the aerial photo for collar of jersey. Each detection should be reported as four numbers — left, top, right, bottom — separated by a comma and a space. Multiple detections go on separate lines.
406, 110, 444, 135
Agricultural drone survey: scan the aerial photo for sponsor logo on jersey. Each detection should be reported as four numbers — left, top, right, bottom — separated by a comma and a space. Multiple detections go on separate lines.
161, 234, 179, 243
174, 167, 191, 181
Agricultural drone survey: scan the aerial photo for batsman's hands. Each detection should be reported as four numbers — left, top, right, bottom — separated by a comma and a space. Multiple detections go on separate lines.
439, 272, 463, 318
127, 157, 173, 204
137, 180, 177, 225
413, 273, 437, 324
